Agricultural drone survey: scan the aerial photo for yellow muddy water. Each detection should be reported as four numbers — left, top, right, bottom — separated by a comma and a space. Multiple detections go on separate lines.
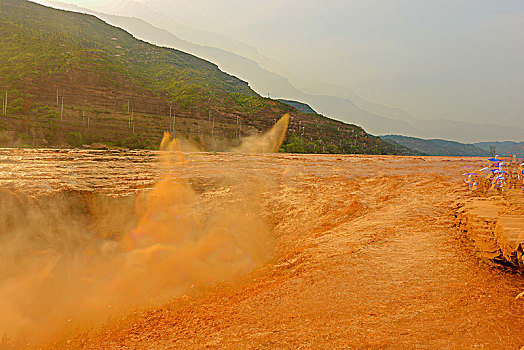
0, 149, 523, 349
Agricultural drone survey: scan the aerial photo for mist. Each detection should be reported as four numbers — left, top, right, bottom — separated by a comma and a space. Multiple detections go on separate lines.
0, 117, 290, 346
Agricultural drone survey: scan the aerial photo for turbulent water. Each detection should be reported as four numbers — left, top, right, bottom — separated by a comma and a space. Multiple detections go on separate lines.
0, 143, 523, 348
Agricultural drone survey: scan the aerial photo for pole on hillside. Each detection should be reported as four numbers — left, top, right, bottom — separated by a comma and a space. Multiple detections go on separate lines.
211, 116, 215, 136
4, 91, 7, 115
56, 89, 59, 105
173, 113, 176, 137
131, 108, 134, 133
60, 97, 64, 120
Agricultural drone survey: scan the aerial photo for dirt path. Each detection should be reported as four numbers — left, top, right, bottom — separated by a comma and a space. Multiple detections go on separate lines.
1, 150, 523, 348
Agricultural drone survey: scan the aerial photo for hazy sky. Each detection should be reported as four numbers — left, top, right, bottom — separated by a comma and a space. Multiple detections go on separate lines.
47, 0, 523, 128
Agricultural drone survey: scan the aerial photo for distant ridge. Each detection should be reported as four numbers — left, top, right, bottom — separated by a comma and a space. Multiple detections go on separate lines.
277, 99, 317, 114
381, 135, 489, 157
474, 141, 524, 157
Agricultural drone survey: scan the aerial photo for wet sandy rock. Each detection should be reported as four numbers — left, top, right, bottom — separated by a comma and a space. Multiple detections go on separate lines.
452, 194, 524, 268
495, 215, 524, 267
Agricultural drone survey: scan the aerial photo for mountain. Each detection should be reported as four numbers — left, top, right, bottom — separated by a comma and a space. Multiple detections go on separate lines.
76, 11, 302, 101
0, 0, 408, 155
37, 0, 286, 75
35, 0, 524, 144
33, 0, 524, 143
83, 11, 418, 137
474, 141, 524, 158
381, 135, 490, 157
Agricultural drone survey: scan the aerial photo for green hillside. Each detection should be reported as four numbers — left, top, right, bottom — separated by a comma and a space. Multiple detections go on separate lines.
0, 0, 409, 154
381, 135, 489, 157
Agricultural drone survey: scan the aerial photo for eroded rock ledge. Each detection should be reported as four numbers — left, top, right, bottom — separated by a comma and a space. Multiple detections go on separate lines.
452, 193, 524, 269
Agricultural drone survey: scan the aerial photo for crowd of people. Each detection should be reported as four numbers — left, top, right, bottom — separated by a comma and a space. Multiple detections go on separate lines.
463, 155, 524, 194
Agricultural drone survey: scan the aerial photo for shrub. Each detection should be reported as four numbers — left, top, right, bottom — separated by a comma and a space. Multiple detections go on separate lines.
66, 132, 84, 147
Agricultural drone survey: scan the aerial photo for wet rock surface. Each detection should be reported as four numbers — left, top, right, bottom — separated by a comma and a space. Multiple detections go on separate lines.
453, 192, 524, 269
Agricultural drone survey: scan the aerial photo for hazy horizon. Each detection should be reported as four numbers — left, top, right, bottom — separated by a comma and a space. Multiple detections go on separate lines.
33, 0, 523, 140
